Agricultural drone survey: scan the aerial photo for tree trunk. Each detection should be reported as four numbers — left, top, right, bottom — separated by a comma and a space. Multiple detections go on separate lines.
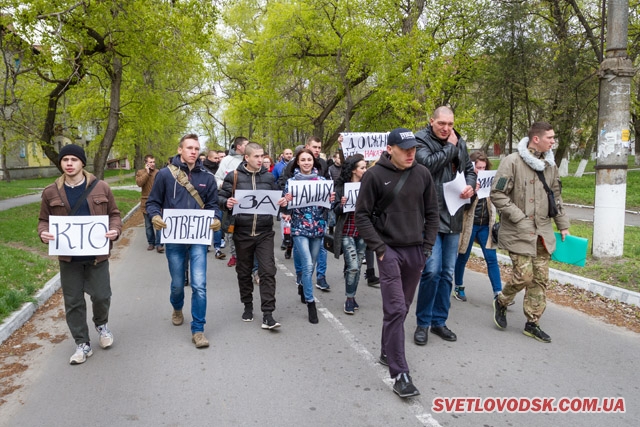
0, 128, 10, 182
93, 56, 123, 180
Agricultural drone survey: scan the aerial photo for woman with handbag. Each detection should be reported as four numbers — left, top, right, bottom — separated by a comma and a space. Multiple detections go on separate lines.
331, 154, 368, 314
282, 149, 335, 324
453, 151, 502, 300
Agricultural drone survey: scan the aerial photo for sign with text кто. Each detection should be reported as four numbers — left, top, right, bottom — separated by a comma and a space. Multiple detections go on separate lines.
48, 215, 110, 256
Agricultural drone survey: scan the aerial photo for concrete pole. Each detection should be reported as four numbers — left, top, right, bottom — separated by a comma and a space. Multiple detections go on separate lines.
592, 0, 636, 258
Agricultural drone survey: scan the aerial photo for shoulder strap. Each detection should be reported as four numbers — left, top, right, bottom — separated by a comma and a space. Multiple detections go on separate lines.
69, 179, 99, 216
168, 164, 205, 209
374, 168, 411, 217
535, 170, 553, 195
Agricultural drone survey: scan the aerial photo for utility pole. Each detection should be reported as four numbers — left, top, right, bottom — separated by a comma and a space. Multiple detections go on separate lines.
593, 0, 636, 258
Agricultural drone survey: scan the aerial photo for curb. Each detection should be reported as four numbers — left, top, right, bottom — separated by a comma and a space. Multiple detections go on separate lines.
471, 246, 640, 307
0, 202, 141, 346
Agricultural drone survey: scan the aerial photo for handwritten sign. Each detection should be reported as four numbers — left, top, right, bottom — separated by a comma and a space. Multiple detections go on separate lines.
287, 180, 334, 209
232, 190, 283, 216
48, 215, 110, 256
442, 172, 471, 216
343, 182, 361, 213
340, 132, 388, 160
476, 170, 497, 199
161, 209, 217, 244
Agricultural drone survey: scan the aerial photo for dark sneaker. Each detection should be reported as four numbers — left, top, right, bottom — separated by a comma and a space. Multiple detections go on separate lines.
284, 247, 292, 259
393, 373, 420, 398
379, 353, 388, 366
431, 325, 457, 341
523, 322, 551, 343
344, 298, 355, 314
353, 299, 359, 310
315, 276, 330, 291
454, 286, 467, 302
261, 314, 281, 330
365, 269, 380, 287
242, 305, 253, 322
280, 242, 287, 250
414, 326, 428, 346
215, 250, 226, 260
493, 297, 507, 329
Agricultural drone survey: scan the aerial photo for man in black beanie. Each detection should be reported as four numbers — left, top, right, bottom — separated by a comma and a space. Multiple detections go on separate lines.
38, 144, 122, 365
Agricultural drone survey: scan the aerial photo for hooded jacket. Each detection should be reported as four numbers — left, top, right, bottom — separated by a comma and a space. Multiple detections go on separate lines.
355, 152, 439, 259
146, 154, 220, 218
218, 162, 279, 235
490, 137, 570, 256
38, 170, 122, 263
215, 147, 242, 189
415, 125, 476, 233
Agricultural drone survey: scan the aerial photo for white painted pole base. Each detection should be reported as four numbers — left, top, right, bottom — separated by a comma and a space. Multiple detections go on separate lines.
593, 182, 626, 258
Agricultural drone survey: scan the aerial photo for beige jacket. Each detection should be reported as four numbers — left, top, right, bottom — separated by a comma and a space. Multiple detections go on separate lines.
490, 138, 570, 256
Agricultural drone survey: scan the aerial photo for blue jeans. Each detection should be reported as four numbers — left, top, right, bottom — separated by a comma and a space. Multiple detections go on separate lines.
454, 224, 502, 295
415, 232, 460, 328
165, 244, 208, 333
143, 213, 161, 246
293, 243, 326, 281
293, 236, 322, 302
342, 236, 366, 297
211, 230, 222, 250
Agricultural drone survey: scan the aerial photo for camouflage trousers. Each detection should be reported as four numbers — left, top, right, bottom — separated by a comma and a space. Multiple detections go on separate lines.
498, 240, 550, 324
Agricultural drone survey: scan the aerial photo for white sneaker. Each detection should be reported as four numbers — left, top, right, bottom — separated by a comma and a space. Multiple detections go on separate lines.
220, 239, 226, 249
96, 324, 114, 349
69, 343, 93, 365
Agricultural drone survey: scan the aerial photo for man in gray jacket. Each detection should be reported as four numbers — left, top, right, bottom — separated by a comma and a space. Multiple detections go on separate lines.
413, 106, 476, 346
491, 122, 570, 343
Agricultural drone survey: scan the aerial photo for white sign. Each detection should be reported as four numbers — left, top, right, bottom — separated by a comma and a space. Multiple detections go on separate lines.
340, 132, 388, 160
343, 182, 361, 213
442, 172, 471, 216
161, 209, 218, 244
476, 170, 497, 199
48, 215, 110, 256
287, 180, 334, 209
232, 190, 283, 216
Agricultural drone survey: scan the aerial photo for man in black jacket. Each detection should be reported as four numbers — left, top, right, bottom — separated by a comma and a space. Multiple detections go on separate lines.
413, 107, 476, 346
218, 142, 288, 329
355, 128, 439, 398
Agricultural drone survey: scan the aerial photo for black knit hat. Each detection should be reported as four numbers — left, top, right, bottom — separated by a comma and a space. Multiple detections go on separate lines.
58, 144, 87, 166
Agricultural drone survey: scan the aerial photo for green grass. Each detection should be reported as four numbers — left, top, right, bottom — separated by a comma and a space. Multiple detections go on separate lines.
0, 190, 140, 323
0, 169, 136, 200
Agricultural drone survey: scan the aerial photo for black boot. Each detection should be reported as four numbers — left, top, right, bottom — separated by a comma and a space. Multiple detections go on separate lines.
365, 268, 380, 287
307, 301, 318, 324
298, 284, 305, 304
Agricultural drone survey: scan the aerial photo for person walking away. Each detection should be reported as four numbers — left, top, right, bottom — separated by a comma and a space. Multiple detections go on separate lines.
38, 144, 122, 364
146, 133, 222, 349
136, 154, 163, 253
355, 128, 439, 398
218, 142, 287, 329
453, 151, 502, 300
491, 122, 569, 343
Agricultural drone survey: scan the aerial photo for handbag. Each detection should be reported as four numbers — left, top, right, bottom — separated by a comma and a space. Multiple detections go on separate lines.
323, 233, 342, 255
491, 221, 500, 245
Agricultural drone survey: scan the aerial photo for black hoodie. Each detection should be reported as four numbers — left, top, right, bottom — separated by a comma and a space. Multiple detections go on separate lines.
355, 152, 439, 258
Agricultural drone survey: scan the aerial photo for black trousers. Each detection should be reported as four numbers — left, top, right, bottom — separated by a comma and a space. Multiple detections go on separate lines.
232, 229, 277, 314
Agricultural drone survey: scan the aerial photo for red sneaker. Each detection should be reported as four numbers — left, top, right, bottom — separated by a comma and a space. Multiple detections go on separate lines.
227, 255, 237, 267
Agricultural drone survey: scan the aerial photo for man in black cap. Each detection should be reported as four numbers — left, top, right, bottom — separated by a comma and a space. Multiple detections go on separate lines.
38, 144, 122, 365
355, 128, 439, 398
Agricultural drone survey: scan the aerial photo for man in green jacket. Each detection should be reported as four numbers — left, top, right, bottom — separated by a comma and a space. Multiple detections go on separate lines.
490, 122, 570, 343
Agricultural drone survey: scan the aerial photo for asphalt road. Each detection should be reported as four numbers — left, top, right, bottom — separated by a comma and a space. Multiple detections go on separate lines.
1, 221, 638, 427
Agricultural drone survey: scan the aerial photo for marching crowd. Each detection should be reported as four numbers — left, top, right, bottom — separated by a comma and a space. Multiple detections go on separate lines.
38, 106, 570, 399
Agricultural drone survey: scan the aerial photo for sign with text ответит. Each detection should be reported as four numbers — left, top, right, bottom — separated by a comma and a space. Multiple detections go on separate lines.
161, 209, 218, 245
